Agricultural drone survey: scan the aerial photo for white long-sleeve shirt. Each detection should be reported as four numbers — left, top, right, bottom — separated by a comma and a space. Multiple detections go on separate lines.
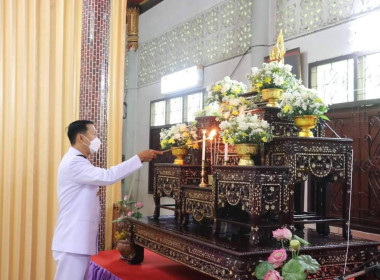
52, 147, 142, 255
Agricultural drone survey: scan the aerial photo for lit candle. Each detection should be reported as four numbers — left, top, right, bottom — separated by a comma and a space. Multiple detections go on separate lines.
224, 143, 228, 162
202, 130, 206, 161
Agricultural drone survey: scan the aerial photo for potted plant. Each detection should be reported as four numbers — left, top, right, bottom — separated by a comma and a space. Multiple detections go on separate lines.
246, 61, 299, 107
278, 85, 329, 137
159, 123, 198, 164
254, 227, 320, 280
219, 113, 272, 165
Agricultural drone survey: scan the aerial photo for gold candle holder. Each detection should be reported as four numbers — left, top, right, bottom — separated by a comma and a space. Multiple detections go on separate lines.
199, 160, 207, 187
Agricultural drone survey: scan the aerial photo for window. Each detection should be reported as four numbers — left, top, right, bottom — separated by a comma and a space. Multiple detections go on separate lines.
167, 97, 183, 124
150, 101, 166, 126
184, 92, 203, 122
309, 51, 380, 105
150, 91, 204, 127
357, 52, 380, 101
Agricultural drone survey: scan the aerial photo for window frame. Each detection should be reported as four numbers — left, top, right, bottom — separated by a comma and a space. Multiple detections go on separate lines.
149, 88, 206, 128
308, 50, 380, 108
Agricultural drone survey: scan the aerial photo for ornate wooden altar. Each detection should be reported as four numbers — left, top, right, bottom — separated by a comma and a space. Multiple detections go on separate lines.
124, 105, 379, 279
122, 216, 380, 280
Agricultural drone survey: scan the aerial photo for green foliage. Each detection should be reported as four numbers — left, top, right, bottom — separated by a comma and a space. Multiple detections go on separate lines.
255, 261, 274, 280
282, 259, 306, 280
297, 255, 320, 274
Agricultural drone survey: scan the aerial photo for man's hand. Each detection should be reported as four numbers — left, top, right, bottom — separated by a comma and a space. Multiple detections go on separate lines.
137, 149, 163, 163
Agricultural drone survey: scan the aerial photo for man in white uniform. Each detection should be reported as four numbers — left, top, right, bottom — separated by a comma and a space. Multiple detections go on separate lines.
52, 120, 162, 280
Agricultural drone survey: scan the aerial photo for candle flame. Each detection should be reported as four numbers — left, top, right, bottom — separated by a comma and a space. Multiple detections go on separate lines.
208, 129, 217, 140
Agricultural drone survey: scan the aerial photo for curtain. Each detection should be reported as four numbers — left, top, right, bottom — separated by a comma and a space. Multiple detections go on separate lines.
106, 0, 128, 250
0, 0, 82, 279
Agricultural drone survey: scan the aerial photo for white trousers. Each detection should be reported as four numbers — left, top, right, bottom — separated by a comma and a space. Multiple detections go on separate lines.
53, 250, 91, 280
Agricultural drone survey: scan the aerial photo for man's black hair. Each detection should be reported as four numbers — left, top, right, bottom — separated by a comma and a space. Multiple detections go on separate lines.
67, 120, 94, 145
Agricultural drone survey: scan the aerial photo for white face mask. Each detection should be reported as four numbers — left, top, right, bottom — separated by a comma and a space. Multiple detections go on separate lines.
82, 135, 102, 154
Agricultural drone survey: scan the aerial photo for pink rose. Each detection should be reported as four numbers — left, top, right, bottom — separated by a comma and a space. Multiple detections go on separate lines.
272, 228, 292, 241
136, 202, 144, 209
264, 270, 283, 280
123, 194, 129, 201
268, 249, 287, 268
127, 211, 134, 217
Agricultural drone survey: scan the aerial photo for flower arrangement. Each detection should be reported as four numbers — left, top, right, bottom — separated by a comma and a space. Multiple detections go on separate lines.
219, 113, 272, 145
277, 85, 329, 119
206, 76, 248, 105
113, 195, 144, 241
254, 227, 320, 280
194, 103, 221, 118
246, 61, 299, 93
159, 123, 198, 150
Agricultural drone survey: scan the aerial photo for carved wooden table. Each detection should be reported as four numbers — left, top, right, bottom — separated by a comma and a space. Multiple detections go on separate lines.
265, 137, 353, 237
153, 164, 203, 223
122, 216, 380, 280
181, 185, 214, 225
213, 165, 292, 245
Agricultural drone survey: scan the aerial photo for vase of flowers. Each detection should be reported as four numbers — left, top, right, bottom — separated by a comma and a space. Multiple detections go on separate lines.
234, 143, 260, 166
206, 76, 247, 104
278, 85, 329, 137
160, 123, 198, 164
254, 227, 320, 280
171, 147, 188, 165
219, 113, 272, 165
205, 76, 252, 121
113, 195, 144, 258
246, 61, 299, 107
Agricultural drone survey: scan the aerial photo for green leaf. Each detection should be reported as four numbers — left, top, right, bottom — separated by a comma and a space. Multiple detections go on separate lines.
132, 212, 142, 219
320, 114, 330, 120
297, 255, 320, 274
282, 259, 306, 280
254, 261, 274, 280
293, 235, 310, 245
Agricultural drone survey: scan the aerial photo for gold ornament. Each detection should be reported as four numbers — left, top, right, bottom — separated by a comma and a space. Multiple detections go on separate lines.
127, 6, 139, 51
269, 29, 285, 62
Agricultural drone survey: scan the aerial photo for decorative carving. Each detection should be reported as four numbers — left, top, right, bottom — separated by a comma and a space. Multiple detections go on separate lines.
153, 164, 202, 221
276, 0, 380, 39
127, 6, 139, 51
125, 216, 380, 280
138, 0, 253, 86
214, 166, 291, 244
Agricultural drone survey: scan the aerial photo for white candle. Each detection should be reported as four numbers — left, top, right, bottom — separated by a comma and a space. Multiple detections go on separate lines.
202, 130, 206, 161
224, 143, 228, 161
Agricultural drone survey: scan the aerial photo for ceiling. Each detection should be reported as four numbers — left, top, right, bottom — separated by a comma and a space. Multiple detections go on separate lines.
128, 0, 164, 14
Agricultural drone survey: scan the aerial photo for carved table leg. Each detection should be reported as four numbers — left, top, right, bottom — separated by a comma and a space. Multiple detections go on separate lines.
294, 182, 305, 231
128, 244, 144, 265
316, 180, 330, 236
153, 193, 160, 219
249, 213, 260, 245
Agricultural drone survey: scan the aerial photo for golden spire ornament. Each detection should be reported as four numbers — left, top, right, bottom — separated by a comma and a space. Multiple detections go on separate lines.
269, 29, 285, 62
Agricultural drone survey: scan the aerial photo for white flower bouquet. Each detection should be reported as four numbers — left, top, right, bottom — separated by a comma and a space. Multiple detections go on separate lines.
159, 123, 198, 150
278, 85, 329, 119
219, 113, 272, 145
206, 76, 247, 104
246, 61, 299, 92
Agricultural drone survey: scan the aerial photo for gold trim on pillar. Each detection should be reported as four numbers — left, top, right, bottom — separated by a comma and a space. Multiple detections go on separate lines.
127, 6, 139, 51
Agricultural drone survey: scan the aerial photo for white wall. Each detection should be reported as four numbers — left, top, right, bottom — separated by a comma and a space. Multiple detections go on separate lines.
284, 9, 380, 86
125, 2, 380, 216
